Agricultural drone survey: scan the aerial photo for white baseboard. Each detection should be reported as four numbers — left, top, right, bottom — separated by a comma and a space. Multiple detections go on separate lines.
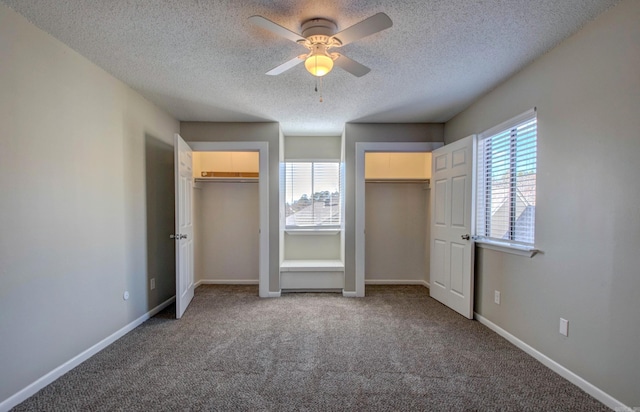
365, 279, 430, 288
195, 279, 259, 287
475, 313, 628, 411
342, 290, 357, 297
266, 290, 281, 298
0, 296, 176, 412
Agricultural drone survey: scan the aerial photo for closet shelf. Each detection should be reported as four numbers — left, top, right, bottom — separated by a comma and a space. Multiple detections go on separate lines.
365, 178, 430, 184
195, 177, 258, 183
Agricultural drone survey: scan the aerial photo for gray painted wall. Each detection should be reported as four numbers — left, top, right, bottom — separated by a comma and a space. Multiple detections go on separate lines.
0, 4, 179, 404
285, 135, 342, 160
179, 122, 281, 292
444, 0, 639, 405
145, 135, 177, 302
365, 182, 429, 282
344, 124, 444, 291
284, 233, 341, 260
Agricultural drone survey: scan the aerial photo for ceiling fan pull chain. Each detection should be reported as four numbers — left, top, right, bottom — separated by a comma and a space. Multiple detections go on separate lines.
319, 77, 324, 103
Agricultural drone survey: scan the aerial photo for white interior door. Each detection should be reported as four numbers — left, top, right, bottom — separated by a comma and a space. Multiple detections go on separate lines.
174, 133, 195, 318
430, 135, 475, 319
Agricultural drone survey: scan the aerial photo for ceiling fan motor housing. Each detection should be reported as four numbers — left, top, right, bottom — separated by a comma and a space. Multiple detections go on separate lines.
298, 18, 343, 54
300, 18, 337, 38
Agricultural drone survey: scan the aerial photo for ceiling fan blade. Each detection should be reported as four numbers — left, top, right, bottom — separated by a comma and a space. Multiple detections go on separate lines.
333, 54, 371, 77
248, 15, 305, 43
332, 12, 392, 46
266, 56, 304, 75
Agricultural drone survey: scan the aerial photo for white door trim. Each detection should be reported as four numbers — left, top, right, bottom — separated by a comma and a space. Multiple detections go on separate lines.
189, 141, 270, 298
354, 142, 444, 297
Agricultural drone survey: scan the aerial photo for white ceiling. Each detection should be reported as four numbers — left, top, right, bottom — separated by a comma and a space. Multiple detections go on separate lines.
2, 0, 619, 136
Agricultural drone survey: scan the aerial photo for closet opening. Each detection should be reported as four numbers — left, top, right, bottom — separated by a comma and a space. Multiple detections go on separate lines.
354, 142, 443, 296
365, 152, 431, 287
188, 142, 270, 297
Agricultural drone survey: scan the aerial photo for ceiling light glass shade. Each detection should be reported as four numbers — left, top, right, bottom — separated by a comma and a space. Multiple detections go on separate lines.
305, 53, 334, 77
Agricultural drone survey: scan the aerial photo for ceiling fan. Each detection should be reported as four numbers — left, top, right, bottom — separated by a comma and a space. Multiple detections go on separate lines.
249, 12, 392, 78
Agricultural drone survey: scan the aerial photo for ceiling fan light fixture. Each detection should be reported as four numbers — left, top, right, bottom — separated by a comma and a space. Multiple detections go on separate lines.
304, 44, 334, 77
305, 54, 333, 77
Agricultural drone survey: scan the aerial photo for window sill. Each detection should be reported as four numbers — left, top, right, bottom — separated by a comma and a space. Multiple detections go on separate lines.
475, 239, 539, 257
285, 229, 341, 235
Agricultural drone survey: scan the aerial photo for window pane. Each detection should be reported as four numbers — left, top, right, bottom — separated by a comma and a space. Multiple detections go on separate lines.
285, 163, 313, 226
477, 113, 537, 246
285, 162, 341, 228
512, 119, 536, 243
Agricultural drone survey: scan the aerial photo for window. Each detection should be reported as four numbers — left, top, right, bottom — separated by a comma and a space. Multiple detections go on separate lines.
476, 109, 537, 248
285, 162, 342, 228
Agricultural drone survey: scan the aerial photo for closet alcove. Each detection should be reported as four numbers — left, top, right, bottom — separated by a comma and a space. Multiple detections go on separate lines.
192, 151, 260, 285
364, 152, 432, 286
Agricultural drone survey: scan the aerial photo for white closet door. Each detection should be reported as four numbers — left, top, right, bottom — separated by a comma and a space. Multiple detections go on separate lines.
174, 134, 195, 319
430, 135, 475, 319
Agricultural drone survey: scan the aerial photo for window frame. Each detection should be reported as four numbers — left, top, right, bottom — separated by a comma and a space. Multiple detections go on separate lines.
284, 160, 342, 231
475, 108, 539, 257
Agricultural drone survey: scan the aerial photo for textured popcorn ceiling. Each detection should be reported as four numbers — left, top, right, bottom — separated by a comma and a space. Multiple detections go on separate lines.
2, 0, 619, 135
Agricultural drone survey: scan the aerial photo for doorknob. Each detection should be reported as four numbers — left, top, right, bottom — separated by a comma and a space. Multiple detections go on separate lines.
461, 234, 470, 240
170, 234, 188, 240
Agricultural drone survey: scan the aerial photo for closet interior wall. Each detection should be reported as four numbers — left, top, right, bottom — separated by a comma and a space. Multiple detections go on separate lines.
365, 182, 429, 284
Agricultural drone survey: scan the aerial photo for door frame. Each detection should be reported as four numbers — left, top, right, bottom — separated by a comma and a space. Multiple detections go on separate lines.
354, 142, 443, 297
189, 141, 269, 298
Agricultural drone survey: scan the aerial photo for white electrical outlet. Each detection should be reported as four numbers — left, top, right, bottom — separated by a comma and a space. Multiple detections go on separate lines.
559, 318, 569, 336
150, 278, 156, 290
123, 290, 129, 301
494, 290, 501, 305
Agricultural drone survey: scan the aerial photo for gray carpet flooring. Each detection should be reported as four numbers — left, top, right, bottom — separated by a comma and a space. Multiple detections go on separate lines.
13, 285, 607, 411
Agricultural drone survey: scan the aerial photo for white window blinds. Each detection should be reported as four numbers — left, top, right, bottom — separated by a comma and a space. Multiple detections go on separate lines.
285, 162, 341, 228
476, 109, 537, 246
